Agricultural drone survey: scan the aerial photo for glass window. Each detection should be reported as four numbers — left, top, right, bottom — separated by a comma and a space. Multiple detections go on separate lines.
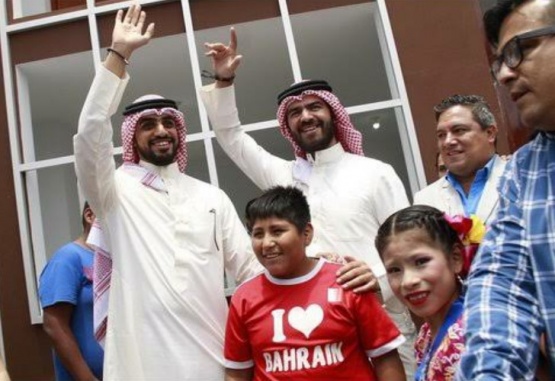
289, 0, 392, 106
194, 1, 293, 124
213, 127, 292, 217
100, 32, 202, 141
95, 0, 124, 4
10, 0, 86, 21
35, 164, 81, 260
351, 108, 411, 197
185, 140, 210, 184
1, 0, 422, 325
18, 50, 95, 161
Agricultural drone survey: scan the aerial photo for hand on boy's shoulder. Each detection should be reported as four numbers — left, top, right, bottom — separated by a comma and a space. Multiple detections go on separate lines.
315, 253, 380, 294
314, 252, 345, 264
337, 256, 380, 294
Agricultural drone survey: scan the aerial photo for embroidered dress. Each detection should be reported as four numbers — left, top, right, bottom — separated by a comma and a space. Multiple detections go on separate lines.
415, 315, 465, 381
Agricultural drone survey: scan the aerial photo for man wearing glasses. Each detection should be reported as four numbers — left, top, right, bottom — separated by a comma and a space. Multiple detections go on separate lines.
457, 0, 555, 379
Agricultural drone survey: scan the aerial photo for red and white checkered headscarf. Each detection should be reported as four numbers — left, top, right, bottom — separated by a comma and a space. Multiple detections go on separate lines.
277, 89, 364, 159
121, 95, 188, 172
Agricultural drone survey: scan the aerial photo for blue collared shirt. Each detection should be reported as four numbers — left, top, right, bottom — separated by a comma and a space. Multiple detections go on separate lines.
445, 156, 496, 216
457, 132, 555, 380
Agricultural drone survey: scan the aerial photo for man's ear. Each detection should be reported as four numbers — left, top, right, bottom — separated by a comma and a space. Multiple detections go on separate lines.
83, 206, 95, 225
486, 124, 498, 144
304, 223, 314, 246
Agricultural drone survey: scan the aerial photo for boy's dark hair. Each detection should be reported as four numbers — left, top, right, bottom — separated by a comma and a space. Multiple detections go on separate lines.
245, 186, 310, 233
484, 0, 555, 46
375, 205, 461, 259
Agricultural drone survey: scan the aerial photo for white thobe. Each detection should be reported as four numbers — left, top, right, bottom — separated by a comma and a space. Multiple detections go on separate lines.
74, 67, 260, 381
200, 84, 417, 377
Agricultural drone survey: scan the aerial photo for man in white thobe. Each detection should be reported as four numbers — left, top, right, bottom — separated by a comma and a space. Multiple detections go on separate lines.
201, 29, 417, 379
74, 5, 261, 380
74, 6, 373, 380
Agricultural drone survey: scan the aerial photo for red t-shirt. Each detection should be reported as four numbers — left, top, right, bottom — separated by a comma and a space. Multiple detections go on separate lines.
225, 259, 404, 380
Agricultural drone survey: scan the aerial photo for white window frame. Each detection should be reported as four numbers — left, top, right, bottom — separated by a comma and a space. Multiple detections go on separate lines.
0, 0, 425, 324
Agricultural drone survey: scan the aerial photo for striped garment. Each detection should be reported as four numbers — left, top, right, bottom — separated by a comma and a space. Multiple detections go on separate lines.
457, 132, 555, 380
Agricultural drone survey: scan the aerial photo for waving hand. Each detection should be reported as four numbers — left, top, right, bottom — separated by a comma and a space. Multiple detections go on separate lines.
204, 27, 242, 86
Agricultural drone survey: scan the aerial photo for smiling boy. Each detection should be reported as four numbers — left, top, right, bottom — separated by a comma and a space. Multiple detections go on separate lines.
224, 186, 406, 381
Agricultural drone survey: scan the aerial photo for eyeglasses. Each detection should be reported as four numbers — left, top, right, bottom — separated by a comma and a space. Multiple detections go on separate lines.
491, 25, 555, 79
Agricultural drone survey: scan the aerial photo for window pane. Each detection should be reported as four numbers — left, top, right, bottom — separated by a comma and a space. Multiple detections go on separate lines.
352, 108, 411, 198
34, 164, 81, 260
290, 1, 393, 106
95, 0, 124, 4
185, 140, 210, 184
10, 0, 85, 21
103, 33, 202, 138
19, 50, 95, 161
213, 127, 293, 216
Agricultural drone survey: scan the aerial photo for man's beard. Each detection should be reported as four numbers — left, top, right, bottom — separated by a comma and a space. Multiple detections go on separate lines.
136, 141, 178, 167
295, 119, 336, 154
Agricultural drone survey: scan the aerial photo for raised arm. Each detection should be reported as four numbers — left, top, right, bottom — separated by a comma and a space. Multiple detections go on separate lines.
204, 27, 242, 89
201, 28, 292, 190
74, 4, 154, 217
105, 4, 154, 78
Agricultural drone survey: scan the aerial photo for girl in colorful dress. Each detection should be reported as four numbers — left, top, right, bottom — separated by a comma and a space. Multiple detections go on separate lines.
375, 205, 484, 381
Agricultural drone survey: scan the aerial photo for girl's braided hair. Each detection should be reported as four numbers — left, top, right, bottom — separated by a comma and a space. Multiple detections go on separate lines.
375, 205, 461, 260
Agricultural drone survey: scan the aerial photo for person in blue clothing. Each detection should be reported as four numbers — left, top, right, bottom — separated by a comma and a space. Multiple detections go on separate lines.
39, 202, 103, 381
457, 0, 555, 379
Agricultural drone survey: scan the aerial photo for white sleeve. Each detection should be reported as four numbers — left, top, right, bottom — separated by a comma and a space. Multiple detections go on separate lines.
73, 66, 129, 218
372, 164, 410, 223
371, 164, 410, 309
413, 184, 435, 206
413, 189, 424, 205
200, 84, 292, 190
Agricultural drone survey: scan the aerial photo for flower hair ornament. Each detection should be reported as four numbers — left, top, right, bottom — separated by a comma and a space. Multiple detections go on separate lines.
443, 214, 486, 278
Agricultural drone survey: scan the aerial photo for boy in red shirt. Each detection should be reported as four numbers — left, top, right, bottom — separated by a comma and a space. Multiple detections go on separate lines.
224, 186, 406, 381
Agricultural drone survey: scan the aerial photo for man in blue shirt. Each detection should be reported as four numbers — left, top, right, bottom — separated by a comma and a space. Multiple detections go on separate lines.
457, 0, 555, 379
39, 203, 103, 381
414, 94, 506, 225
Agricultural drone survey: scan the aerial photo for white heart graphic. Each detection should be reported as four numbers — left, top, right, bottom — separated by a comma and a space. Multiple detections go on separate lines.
287, 304, 324, 339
